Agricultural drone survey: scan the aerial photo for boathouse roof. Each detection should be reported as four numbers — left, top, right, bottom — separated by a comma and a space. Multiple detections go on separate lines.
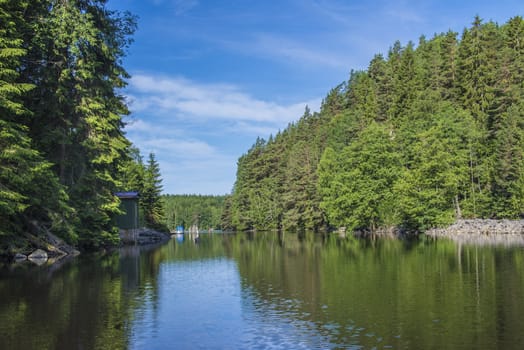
115, 191, 140, 199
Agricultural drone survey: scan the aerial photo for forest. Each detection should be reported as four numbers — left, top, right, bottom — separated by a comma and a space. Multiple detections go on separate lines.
163, 195, 225, 232
3, 1, 524, 255
0, 0, 165, 253
223, 16, 524, 234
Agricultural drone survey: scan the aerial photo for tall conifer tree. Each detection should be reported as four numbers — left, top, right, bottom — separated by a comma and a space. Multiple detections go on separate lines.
142, 153, 166, 231
0, 0, 72, 244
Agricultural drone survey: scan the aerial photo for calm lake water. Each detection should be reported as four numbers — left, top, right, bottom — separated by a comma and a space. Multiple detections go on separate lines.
1, 232, 524, 349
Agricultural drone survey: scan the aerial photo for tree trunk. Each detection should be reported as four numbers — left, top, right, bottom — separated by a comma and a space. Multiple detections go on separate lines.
454, 195, 462, 219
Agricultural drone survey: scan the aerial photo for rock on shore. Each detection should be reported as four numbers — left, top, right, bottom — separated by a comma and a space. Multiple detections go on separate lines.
7, 230, 80, 264
426, 219, 524, 245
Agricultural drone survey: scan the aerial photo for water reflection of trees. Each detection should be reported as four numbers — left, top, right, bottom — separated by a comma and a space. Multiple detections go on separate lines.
229, 232, 524, 349
0, 244, 169, 350
1, 234, 523, 349
0, 235, 231, 350
0, 254, 132, 349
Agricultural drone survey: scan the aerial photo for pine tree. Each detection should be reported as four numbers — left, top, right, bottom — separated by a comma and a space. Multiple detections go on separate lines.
220, 195, 234, 231
493, 16, 524, 117
390, 41, 419, 123
395, 103, 476, 229
439, 30, 459, 100
457, 16, 501, 125
346, 70, 378, 128
19, 0, 137, 248
455, 16, 500, 217
491, 103, 524, 217
0, 0, 73, 246
368, 54, 391, 121
119, 145, 146, 193
281, 140, 322, 232
142, 153, 166, 231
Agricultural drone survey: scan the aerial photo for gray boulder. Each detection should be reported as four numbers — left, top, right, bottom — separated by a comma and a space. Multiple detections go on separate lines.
14, 253, 27, 262
28, 249, 48, 259
28, 249, 48, 265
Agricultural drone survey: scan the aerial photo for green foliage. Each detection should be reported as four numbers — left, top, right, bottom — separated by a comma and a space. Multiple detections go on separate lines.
282, 140, 323, 232
0, 0, 138, 250
318, 122, 401, 231
0, 0, 74, 246
394, 103, 478, 230
227, 15, 524, 234
119, 146, 146, 195
164, 194, 226, 231
490, 102, 524, 217
228, 107, 329, 232
141, 153, 167, 231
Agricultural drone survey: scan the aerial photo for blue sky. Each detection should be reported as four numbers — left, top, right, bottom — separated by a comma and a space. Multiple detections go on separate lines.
107, 0, 523, 195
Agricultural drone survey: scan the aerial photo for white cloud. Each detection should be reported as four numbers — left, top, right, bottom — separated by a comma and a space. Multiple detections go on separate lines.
126, 125, 220, 160
127, 130, 237, 194
128, 74, 320, 128
218, 33, 352, 71
123, 73, 322, 194
226, 121, 282, 137
144, 138, 217, 158
124, 118, 171, 135
248, 34, 350, 70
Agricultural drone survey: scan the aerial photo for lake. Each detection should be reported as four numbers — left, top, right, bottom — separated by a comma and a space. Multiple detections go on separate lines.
1, 232, 524, 349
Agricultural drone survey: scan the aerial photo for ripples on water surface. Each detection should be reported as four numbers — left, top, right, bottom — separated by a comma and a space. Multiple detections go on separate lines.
1, 232, 524, 349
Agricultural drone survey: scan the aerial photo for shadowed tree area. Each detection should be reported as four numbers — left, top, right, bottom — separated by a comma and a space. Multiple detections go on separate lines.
0, 1, 167, 253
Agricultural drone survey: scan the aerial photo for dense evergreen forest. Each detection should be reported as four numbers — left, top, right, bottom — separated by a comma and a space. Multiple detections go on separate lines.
163, 195, 225, 232
0, 0, 165, 253
224, 16, 524, 234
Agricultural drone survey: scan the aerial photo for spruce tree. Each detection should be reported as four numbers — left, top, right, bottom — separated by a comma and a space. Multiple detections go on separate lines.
395, 103, 476, 229
21, 0, 136, 248
491, 103, 524, 217
142, 153, 166, 231
0, 0, 73, 246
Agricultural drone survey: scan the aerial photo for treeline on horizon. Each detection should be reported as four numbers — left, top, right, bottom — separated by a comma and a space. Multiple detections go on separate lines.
222, 16, 524, 234
0, 0, 165, 252
163, 195, 225, 232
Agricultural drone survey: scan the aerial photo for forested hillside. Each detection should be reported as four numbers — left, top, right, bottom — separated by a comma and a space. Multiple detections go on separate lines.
164, 195, 225, 232
0, 1, 163, 252
224, 16, 524, 234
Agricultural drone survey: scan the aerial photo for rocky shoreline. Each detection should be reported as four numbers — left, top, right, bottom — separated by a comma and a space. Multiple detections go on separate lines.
426, 219, 524, 246
5, 227, 170, 265
7, 231, 81, 264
